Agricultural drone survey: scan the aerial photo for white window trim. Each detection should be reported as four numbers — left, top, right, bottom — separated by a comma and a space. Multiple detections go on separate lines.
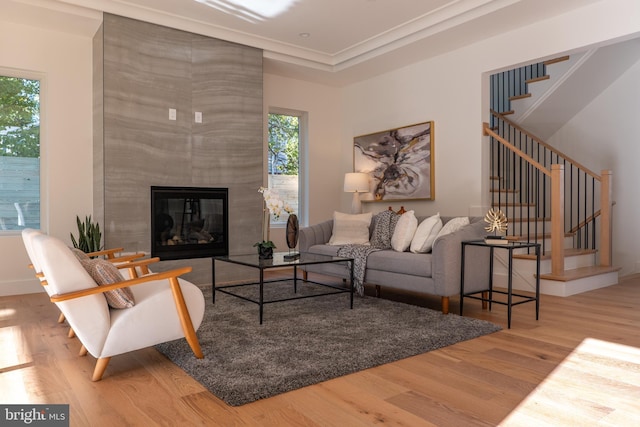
267, 107, 307, 228
0, 67, 47, 235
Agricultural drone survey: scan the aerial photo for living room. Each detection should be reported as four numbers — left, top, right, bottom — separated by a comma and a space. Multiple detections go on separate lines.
1, 0, 639, 425
2, 0, 640, 294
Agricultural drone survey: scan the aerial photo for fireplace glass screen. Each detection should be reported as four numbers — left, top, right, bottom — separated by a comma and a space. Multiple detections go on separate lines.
151, 186, 228, 260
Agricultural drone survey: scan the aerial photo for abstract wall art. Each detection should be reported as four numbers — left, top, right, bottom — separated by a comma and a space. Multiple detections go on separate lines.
353, 121, 434, 201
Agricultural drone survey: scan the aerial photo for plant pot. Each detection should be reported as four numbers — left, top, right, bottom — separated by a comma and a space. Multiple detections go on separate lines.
258, 246, 274, 260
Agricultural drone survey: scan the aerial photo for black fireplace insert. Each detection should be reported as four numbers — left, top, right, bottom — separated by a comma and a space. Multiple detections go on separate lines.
151, 186, 228, 260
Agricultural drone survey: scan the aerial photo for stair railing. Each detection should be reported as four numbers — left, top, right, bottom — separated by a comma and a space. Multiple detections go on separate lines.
486, 111, 613, 273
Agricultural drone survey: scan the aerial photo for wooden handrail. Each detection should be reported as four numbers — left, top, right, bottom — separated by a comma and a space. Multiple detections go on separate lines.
491, 110, 601, 180
483, 123, 551, 176
568, 202, 616, 234
487, 110, 614, 271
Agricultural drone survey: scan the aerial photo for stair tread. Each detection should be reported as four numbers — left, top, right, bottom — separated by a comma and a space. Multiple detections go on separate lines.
539, 265, 621, 282
509, 93, 532, 101
525, 75, 550, 84
510, 232, 574, 240
490, 188, 519, 193
514, 248, 596, 260
543, 55, 570, 66
492, 202, 535, 207
508, 217, 551, 223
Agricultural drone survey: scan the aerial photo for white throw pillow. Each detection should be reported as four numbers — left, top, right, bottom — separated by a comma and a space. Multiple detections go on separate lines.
434, 217, 470, 241
391, 210, 418, 252
328, 211, 373, 245
410, 213, 443, 253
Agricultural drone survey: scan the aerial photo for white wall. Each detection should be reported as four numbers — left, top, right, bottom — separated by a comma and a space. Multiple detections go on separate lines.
341, 0, 640, 221
0, 21, 94, 295
548, 58, 640, 275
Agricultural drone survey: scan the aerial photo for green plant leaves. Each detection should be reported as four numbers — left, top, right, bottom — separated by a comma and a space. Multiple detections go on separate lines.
70, 215, 102, 253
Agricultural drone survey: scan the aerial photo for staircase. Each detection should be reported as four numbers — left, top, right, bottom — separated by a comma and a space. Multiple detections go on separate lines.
486, 56, 620, 296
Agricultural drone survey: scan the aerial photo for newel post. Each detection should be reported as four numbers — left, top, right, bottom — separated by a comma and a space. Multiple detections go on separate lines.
600, 170, 613, 267
551, 164, 565, 275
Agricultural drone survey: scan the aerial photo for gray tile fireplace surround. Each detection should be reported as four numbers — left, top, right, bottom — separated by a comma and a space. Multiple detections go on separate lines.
93, 13, 263, 285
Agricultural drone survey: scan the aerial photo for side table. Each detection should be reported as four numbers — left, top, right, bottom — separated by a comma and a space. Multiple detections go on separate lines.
460, 240, 541, 328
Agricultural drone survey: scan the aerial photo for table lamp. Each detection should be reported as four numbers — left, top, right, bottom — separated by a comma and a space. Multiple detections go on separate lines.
344, 172, 370, 214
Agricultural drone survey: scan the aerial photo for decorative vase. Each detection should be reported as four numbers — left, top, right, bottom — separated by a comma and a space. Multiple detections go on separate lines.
258, 245, 274, 260
286, 214, 299, 249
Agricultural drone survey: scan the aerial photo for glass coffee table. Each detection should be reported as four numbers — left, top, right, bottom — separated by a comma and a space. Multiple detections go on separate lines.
212, 252, 354, 324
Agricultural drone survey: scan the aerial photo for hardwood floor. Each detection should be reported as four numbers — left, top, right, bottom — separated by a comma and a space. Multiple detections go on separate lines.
1, 274, 639, 426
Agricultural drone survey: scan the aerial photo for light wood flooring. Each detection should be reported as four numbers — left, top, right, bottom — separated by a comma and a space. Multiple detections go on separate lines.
1, 273, 639, 426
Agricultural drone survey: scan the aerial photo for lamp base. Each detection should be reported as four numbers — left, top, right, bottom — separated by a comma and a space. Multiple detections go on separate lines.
351, 192, 362, 214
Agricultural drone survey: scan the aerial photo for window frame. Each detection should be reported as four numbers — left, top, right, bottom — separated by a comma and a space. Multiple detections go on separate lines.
0, 67, 47, 235
267, 107, 307, 228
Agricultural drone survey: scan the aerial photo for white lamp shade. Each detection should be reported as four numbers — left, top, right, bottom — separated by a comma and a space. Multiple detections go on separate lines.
344, 172, 369, 193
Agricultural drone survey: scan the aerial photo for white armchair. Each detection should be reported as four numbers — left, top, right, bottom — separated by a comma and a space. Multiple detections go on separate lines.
21, 228, 149, 328
31, 233, 205, 381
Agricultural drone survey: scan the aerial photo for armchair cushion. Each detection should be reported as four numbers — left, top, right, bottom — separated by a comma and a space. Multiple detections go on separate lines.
81, 258, 135, 309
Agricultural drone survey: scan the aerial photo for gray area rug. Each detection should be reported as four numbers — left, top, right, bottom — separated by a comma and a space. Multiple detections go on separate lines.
155, 282, 501, 406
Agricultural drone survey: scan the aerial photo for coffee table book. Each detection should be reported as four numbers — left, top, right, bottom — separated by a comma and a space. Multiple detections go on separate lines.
484, 236, 509, 245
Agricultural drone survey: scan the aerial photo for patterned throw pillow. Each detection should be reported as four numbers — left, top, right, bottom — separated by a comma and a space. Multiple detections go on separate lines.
82, 258, 135, 309
369, 210, 400, 249
71, 248, 90, 261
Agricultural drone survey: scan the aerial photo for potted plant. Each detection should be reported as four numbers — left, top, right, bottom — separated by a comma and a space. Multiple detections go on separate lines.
255, 187, 293, 259
70, 215, 102, 253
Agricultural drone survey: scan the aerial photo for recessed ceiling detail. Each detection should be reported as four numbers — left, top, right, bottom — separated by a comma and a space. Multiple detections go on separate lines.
4, 0, 603, 84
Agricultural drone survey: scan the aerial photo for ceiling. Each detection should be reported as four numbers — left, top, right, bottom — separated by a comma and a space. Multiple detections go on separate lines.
3, 0, 602, 85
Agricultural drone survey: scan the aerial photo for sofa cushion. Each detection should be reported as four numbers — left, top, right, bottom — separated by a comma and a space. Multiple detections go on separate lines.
391, 210, 417, 252
306, 244, 341, 257
328, 211, 372, 245
367, 250, 432, 277
410, 213, 442, 253
435, 216, 470, 241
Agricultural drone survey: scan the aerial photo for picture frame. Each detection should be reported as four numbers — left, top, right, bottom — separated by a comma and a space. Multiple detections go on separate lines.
353, 121, 434, 201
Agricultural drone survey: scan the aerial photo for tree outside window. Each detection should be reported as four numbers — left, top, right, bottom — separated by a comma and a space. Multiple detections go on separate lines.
0, 75, 40, 230
268, 113, 299, 225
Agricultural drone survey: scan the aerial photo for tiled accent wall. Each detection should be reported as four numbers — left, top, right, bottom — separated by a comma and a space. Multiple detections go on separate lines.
94, 14, 263, 284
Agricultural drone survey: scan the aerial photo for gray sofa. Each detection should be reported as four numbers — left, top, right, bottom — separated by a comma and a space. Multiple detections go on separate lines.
299, 216, 489, 314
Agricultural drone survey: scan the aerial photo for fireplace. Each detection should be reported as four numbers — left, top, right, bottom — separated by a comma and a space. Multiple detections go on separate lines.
151, 186, 229, 260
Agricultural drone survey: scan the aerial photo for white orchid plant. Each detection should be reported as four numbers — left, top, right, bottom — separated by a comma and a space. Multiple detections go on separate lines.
256, 186, 293, 248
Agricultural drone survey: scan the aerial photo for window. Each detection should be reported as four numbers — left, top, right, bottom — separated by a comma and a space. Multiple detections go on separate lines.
267, 109, 305, 226
0, 74, 40, 231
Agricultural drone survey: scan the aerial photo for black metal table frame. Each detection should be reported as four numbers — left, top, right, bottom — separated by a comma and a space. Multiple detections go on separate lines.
460, 240, 541, 328
212, 254, 354, 324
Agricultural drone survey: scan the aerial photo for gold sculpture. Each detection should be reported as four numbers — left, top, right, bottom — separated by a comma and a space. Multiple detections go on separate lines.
484, 208, 508, 234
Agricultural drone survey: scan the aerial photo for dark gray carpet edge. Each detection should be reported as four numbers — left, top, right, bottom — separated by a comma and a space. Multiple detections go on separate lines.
155, 282, 501, 406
